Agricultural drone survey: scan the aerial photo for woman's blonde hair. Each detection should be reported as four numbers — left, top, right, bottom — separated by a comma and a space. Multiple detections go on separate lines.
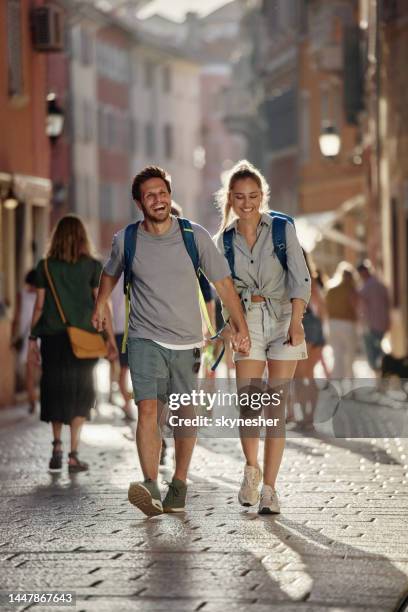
214, 159, 270, 234
46, 214, 95, 263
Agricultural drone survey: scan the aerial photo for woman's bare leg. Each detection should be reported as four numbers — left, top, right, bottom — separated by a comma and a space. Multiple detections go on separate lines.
263, 360, 297, 488
235, 359, 266, 468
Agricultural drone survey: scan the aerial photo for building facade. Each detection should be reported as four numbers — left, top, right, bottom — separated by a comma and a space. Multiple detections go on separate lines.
0, 0, 53, 405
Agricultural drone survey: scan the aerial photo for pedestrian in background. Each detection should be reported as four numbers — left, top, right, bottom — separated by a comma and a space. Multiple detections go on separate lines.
294, 251, 328, 428
28, 215, 117, 473
215, 160, 311, 514
326, 262, 359, 379
357, 261, 390, 374
110, 278, 134, 420
12, 269, 39, 413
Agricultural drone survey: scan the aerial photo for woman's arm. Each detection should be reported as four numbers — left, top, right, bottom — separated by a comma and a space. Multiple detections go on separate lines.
27, 288, 45, 365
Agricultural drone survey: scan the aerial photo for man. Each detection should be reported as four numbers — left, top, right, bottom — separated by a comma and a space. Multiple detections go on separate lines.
357, 261, 390, 374
93, 166, 250, 517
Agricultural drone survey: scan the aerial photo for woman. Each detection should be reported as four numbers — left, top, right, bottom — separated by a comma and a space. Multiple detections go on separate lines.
294, 252, 328, 428
28, 215, 117, 473
215, 160, 310, 514
325, 262, 359, 379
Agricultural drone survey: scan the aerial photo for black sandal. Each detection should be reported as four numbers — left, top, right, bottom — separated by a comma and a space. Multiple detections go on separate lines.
68, 451, 89, 473
49, 439, 63, 473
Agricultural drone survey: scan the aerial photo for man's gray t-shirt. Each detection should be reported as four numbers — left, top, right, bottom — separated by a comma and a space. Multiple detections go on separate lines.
103, 218, 230, 345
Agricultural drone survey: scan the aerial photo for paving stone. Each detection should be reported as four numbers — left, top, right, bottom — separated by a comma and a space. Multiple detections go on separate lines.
1, 405, 408, 611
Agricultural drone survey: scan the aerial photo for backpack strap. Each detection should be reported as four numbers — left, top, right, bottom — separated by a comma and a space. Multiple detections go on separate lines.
121, 222, 140, 353
123, 222, 140, 294
222, 227, 236, 279
268, 210, 295, 272
177, 217, 226, 370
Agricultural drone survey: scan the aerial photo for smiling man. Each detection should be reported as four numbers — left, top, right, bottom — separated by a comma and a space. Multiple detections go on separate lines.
92, 166, 250, 517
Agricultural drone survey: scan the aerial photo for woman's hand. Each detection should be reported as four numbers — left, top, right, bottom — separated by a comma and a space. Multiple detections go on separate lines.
27, 339, 41, 366
286, 319, 305, 347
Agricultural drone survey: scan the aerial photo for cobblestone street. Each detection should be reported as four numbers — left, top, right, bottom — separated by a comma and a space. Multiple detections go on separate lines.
1, 402, 408, 612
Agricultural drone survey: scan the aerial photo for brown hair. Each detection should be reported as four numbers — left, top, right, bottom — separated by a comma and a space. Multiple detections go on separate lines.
214, 159, 270, 234
131, 166, 172, 202
46, 214, 95, 263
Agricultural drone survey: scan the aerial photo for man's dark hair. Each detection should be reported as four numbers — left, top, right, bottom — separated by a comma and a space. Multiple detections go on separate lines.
131, 166, 171, 202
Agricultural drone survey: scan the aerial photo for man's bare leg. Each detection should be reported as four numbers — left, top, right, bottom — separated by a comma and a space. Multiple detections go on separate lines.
136, 399, 162, 480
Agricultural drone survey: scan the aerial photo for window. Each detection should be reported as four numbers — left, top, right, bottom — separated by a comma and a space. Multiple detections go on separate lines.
144, 59, 154, 89
300, 91, 310, 163
145, 122, 155, 157
100, 183, 113, 221
333, 83, 343, 131
129, 118, 138, 153
163, 65, 171, 93
163, 124, 174, 159
80, 28, 92, 65
7, 0, 23, 97
320, 86, 330, 124
83, 100, 93, 143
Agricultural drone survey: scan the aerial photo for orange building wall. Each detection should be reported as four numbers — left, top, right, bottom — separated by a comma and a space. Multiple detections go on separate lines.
0, 0, 50, 179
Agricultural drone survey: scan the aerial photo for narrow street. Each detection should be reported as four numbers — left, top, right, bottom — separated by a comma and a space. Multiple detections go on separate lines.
1, 400, 408, 611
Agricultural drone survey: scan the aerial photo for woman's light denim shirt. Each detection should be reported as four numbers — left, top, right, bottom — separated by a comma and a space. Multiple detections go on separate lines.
215, 213, 311, 321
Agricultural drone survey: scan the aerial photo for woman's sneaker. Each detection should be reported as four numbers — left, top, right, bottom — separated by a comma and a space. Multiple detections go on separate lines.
258, 485, 280, 514
128, 479, 163, 516
238, 464, 262, 506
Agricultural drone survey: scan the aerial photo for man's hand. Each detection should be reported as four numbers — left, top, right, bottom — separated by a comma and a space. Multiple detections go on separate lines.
285, 319, 305, 347
92, 301, 107, 332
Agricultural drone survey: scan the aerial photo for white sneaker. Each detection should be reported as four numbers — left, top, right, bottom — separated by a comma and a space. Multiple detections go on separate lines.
238, 464, 262, 506
258, 485, 280, 515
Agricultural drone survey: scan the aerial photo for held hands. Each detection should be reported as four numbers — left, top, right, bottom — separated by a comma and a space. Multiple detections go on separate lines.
285, 319, 305, 347
231, 331, 251, 356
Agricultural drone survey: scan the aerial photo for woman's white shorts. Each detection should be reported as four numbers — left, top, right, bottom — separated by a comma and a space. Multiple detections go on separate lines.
234, 303, 308, 362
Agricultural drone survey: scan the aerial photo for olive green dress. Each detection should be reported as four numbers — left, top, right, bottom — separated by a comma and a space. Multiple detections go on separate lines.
33, 256, 102, 424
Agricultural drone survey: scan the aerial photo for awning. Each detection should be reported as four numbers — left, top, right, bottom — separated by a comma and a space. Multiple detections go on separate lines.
295, 195, 365, 252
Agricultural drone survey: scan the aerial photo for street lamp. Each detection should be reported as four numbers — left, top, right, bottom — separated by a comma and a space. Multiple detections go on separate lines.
319, 123, 341, 158
46, 93, 64, 142
3, 187, 18, 210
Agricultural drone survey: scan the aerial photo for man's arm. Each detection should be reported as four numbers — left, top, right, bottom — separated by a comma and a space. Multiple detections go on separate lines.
213, 276, 250, 355
92, 272, 120, 332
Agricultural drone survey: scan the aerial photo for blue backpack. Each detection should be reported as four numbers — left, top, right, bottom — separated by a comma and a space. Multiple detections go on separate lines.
122, 217, 225, 369
222, 210, 295, 276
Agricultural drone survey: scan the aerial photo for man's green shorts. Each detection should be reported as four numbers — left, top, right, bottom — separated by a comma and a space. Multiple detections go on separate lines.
127, 338, 200, 404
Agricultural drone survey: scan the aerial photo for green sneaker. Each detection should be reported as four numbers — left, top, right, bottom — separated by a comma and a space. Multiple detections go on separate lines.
128, 479, 163, 517
163, 478, 187, 513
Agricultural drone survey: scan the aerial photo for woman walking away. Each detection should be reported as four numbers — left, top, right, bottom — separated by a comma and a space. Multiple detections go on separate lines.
325, 262, 359, 379
28, 215, 117, 473
215, 160, 311, 514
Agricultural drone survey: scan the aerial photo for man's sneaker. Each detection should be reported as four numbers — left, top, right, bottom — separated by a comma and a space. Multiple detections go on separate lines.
258, 485, 280, 515
128, 479, 163, 517
238, 464, 262, 507
162, 478, 187, 512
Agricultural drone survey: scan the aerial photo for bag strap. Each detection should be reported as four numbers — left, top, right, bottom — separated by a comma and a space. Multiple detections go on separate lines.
222, 228, 236, 279
121, 221, 140, 353
177, 217, 226, 370
268, 210, 295, 272
44, 259, 68, 325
